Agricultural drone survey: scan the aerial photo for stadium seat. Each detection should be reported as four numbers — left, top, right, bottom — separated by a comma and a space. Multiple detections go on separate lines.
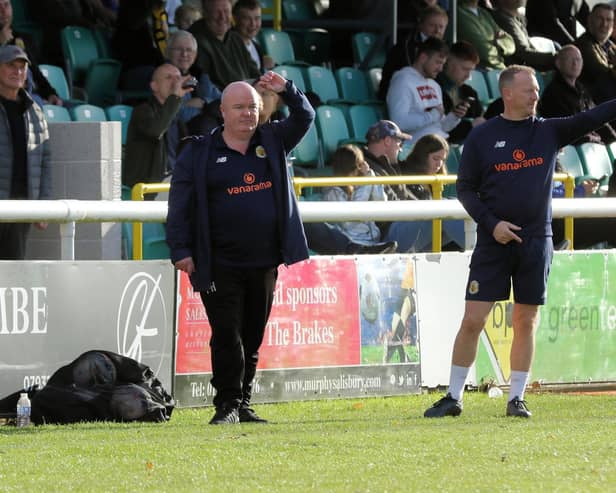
366, 67, 382, 98
260, 0, 273, 21
290, 122, 321, 168
105, 105, 133, 145
305, 65, 344, 104
484, 69, 501, 100
70, 104, 107, 122
142, 223, 170, 259
83, 59, 122, 107
39, 64, 73, 101
273, 64, 307, 92
466, 70, 492, 107
352, 32, 386, 69
558, 145, 585, 179
42, 104, 72, 123
348, 104, 379, 141
335, 67, 379, 104
258, 28, 306, 66
60, 25, 122, 105
315, 105, 351, 162
577, 143, 613, 186
282, 0, 316, 20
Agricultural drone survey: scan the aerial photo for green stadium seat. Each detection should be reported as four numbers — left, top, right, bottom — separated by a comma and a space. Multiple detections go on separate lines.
348, 104, 379, 141
484, 69, 501, 100
39, 64, 73, 101
258, 28, 307, 66
84, 59, 122, 107
305, 65, 344, 104
105, 105, 133, 145
290, 122, 321, 168
466, 69, 492, 107
315, 105, 351, 162
352, 32, 386, 69
273, 64, 307, 92
366, 67, 382, 98
70, 104, 107, 122
335, 67, 379, 104
558, 145, 585, 179
42, 104, 72, 123
577, 143, 613, 186
282, 0, 316, 20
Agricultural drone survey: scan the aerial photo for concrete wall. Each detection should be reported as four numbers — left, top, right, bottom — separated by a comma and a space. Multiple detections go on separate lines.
26, 121, 123, 260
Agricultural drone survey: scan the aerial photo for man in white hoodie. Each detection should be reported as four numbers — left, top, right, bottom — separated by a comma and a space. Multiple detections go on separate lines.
387, 37, 471, 144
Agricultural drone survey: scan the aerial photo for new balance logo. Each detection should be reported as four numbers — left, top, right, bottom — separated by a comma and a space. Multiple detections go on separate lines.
216, 156, 228, 164
494, 141, 506, 148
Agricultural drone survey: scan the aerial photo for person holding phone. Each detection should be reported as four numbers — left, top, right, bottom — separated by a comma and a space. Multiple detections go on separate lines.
436, 41, 486, 144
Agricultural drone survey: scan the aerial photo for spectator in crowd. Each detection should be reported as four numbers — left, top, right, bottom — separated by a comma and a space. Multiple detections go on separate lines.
539, 44, 616, 145
436, 41, 486, 144
387, 37, 471, 145
490, 0, 555, 71
385, 134, 465, 252
378, 5, 449, 100
173, 3, 202, 30
122, 63, 192, 189
0, 0, 62, 106
457, 0, 515, 70
35, 0, 116, 67
0, 46, 51, 259
113, 0, 169, 92
575, 3, 616, 104
166, 30, 221, 123
363, 119, 418, 202
189, 0, 260, 91
232, 0, 273, 74
166, 72, 314, 425
321, 144, 395, 249
526, 0, 590, 46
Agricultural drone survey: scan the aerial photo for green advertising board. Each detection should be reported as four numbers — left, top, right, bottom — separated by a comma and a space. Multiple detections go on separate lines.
476, 251, 616, 385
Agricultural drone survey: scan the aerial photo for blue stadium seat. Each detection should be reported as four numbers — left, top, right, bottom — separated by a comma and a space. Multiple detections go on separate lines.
315, 105, 351, 162
70, 104, 107, 122
352, 32, 386, 69
105, 105, 133, 145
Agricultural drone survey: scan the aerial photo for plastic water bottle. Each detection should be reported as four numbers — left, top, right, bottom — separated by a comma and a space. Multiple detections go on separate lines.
488, 386, 504, 398
16, 392, 31, 428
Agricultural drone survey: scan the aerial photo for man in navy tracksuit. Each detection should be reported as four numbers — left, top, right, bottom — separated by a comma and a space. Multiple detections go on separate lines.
424, 64, 616, 418
166, 71, 314, 424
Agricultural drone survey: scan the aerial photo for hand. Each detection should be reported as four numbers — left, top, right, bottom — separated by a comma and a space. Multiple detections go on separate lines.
581, 179, 599, 196
172, 75, 195, 98
46, 94, 63, 106
185, 98, 204, 110
175, 256, 195, 275
257, 71, 287, 93
426, 105, 444, 117
34, 222, 48, 230
452, 101, 470, 118
492, 221, 522, 244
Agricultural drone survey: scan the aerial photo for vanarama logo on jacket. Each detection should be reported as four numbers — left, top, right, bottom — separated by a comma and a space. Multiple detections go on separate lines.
227, 172, 272, 195
494, 149, 544, 172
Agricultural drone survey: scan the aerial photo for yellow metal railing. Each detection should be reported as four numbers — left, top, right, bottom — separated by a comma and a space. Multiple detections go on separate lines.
262, 0, 282, 31
130, 173, 575, 260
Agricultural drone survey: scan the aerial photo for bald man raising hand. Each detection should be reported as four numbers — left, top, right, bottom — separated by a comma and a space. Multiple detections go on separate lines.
166, 71, 315, 425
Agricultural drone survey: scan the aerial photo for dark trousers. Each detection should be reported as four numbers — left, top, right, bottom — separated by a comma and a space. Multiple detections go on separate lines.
0, 223, 30, 259
200, 264, 278, 409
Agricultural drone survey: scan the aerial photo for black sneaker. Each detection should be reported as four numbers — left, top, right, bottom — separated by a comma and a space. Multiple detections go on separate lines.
209, 406, 239, 425
423, 393, 463, 418
506, 397, 532, 418
239, 407, 268, 423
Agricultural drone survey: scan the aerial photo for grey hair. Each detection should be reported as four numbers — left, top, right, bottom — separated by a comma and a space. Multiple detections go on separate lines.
166, 30, 198, 57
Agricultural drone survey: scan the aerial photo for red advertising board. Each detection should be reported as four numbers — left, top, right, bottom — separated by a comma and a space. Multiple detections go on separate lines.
175, 257, 361, 374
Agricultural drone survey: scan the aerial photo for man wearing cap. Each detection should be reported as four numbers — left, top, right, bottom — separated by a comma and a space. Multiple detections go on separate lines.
0, 44, 51, 259
363, 120, 418, 202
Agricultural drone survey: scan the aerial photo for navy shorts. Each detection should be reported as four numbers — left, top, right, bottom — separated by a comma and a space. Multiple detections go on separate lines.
465, 237, 554, 305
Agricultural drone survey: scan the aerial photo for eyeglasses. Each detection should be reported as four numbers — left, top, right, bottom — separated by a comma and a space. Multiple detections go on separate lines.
170, 47, 196, 54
